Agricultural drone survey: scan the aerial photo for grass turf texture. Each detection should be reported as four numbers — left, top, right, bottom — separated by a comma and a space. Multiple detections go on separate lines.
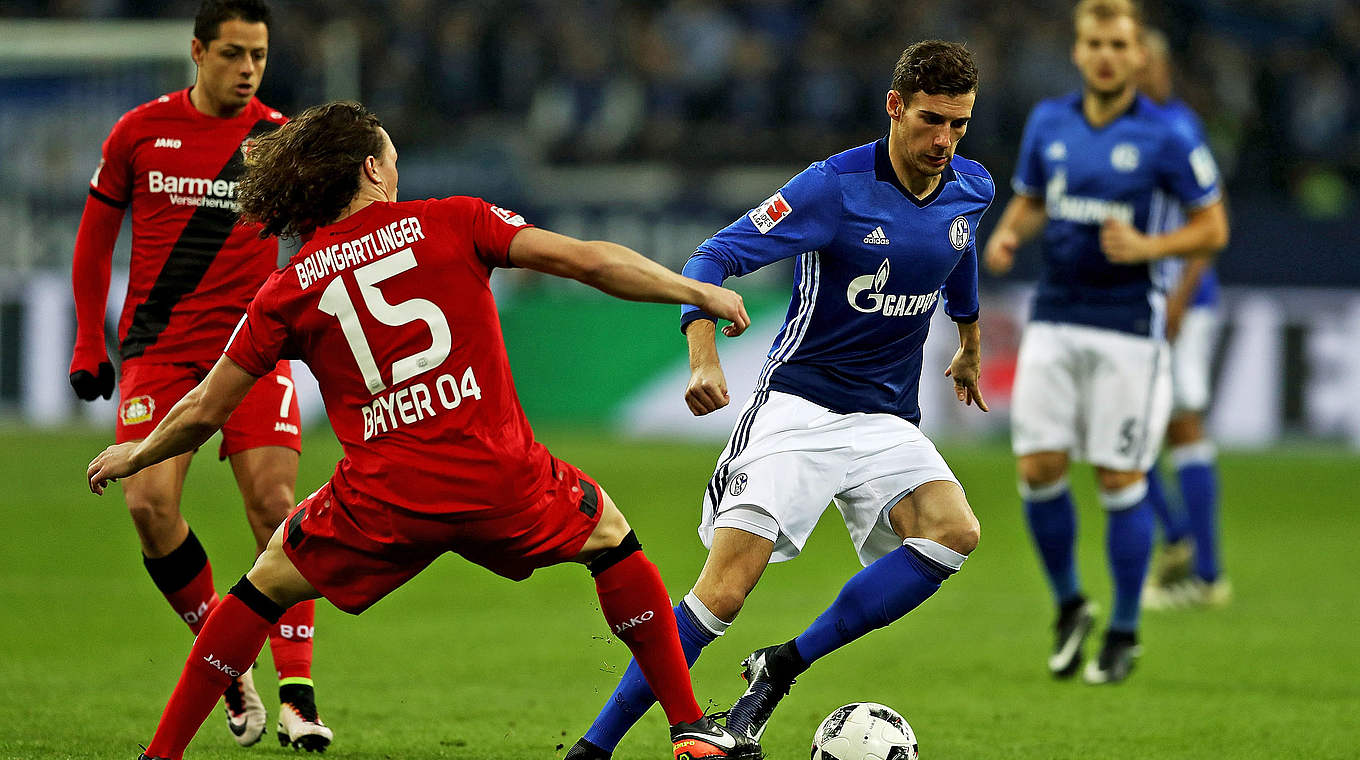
1, 428, 1357, 759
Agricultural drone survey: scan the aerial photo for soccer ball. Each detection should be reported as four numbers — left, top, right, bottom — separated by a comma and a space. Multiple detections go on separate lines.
810, 702, 919, 760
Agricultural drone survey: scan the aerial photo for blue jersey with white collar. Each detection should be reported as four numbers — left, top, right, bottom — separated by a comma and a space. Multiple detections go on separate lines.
1013, 92, 1221, 336
1154, 98, 1220, 310
681, 138, 994, 424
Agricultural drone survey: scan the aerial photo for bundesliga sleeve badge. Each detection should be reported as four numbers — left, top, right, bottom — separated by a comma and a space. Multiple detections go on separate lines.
749, 192, 792, 234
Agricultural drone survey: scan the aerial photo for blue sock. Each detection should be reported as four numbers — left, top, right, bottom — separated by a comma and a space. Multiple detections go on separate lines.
794, 539, 962, 663
1023, 481, 1081, 604
1104, 486, 1155, 633
1177, 453, 1221, 582
1145, 465, 1189, 543
582, 598, 719, 751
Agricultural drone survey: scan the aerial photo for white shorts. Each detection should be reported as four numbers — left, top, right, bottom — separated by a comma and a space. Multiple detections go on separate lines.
698, 391, 959, 567
1011, 321, 1172, 472
1171, 306, 1219, 414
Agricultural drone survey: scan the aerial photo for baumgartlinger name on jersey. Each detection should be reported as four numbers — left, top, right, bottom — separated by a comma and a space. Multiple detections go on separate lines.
147, 170, 241, 210
1045, 169, 1133, 226
845, 259, 940, 317
295, 216, 426, 289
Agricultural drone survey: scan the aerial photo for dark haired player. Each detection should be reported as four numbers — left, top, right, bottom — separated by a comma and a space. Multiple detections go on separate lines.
67, 0, 329, 749
567, 40, 993, 757
88, 100, 761, 760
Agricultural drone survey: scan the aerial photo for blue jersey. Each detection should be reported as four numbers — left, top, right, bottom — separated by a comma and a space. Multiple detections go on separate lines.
1013, 92, 1221, 336
681, 138, 994, 424
1155, 98, 1219, 309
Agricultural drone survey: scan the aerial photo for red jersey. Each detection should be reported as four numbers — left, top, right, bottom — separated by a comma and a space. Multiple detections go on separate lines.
89, 89, 287, 363
226, 197, 548, 515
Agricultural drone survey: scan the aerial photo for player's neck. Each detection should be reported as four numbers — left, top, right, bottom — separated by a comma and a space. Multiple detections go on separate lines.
887, 146, 941, 199
332, 186, 388, 225
188, 84, 247, 119
1081, 85, 1136, 128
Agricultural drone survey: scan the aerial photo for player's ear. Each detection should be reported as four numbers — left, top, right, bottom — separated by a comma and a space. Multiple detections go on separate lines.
363, 155, 380, 185
190, 37, 206, 66
886, 90, 903, 121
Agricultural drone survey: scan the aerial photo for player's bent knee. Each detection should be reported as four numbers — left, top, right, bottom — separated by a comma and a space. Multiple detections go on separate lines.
244, 545, 316, 609
244, 488, 296, 528
949, 513, 981, 556
586, 530, 642, 577
1018, 455, 1068, 488
1095, 468, 1144, 493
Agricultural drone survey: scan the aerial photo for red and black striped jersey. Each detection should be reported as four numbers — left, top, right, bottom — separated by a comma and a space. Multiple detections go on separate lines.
88, 88, 287, 363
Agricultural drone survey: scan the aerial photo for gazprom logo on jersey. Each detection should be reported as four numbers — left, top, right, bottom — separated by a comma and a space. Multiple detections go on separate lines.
1045, 170, 1133, 226
846, 259, 939, 317
147, 171, 239, 210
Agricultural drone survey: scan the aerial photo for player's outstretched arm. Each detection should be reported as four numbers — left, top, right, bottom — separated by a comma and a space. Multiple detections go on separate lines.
87, 356, 259, 494
507, 228, 750, 336
982, 195, 1046, 276
944, 320, 989, 412
69, 195, 125, 401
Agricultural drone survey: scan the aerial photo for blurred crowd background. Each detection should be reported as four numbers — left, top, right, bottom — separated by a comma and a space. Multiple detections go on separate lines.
6, 0, 1358, 217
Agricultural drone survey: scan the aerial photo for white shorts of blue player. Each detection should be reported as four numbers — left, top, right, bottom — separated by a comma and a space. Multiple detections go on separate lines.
1012, 321, 1173, 473
701, 391, 960, 566
1170, 307, 1218, 414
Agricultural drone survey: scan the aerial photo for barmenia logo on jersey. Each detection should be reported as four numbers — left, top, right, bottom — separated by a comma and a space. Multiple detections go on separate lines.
147, 170, 240, 210
120, 395, 155, 425
845, 259, 940, 317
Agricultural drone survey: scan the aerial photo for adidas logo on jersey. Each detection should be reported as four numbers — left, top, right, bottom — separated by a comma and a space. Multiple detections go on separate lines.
863, 226, 890, 245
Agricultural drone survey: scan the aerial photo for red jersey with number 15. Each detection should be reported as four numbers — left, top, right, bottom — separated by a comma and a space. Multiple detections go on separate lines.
90, 89, 287, 363
226, 197, 549, 516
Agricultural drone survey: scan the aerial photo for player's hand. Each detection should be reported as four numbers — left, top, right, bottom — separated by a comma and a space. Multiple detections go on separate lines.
945, 348, 989, 412
685, 362, 730, 416
983, 230, 1019, 275
87, 442, 140, 495
695, 285, 750, 338
1101, 218, 1156, 263
69, 361, 115, 401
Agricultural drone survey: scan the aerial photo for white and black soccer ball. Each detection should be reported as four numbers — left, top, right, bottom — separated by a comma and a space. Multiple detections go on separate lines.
810, 702, 919, 760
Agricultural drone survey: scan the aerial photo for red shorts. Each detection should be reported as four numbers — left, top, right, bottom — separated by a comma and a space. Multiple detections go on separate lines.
116, 359, 303, 459
281, 456, 604, 614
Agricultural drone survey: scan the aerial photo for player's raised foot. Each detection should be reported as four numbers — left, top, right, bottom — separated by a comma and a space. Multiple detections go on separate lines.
1151, 538, 1194, 586
1183, 576, 1233, 608
726, 645, 798, 741
563, 737, 611, 760
1048, 596, 1096, 679
222, 667, 267, 746
1083, 629, 1142, 685
277, 684, 333, 752
1143, 539, 1195, 610
671, 715, 763, 759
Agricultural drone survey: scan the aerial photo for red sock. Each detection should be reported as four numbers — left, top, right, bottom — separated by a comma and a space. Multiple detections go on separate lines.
594, 550, 702, 726
145, 584, 280, 760
143, 529, 220, 635
165, 566, 220, 636
269, 600, 315, 683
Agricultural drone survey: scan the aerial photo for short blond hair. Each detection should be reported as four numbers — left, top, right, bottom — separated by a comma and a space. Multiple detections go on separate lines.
1073, 0, 1143, 30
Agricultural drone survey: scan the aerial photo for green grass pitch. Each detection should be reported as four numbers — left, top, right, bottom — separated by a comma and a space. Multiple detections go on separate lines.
1, 428, 1357, 759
